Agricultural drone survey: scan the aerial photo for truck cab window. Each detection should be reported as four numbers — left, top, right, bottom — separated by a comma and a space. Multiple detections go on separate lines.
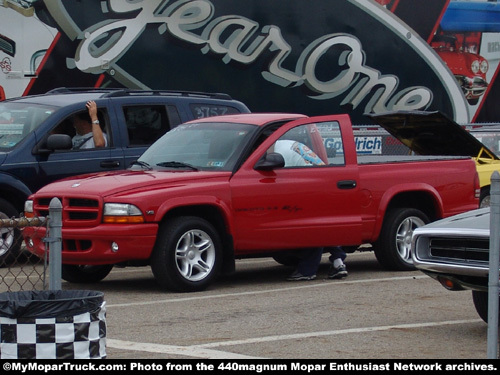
268, 124, 329, 167
316, 121, 345, 166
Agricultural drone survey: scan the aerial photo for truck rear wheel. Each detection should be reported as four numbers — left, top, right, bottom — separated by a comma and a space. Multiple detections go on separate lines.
151, 216, 222, 292
0, 198, 22, 267
374, 207, 429, 271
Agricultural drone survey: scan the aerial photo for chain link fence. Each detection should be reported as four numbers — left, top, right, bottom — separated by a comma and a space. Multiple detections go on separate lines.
0, 216, 47, 292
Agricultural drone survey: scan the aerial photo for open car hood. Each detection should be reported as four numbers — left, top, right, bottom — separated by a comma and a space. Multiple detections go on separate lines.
369, 111, 499, 160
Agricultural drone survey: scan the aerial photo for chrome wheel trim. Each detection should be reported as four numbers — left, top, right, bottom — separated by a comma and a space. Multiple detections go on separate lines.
396, 216, 426, 264
175, 229, 216, 282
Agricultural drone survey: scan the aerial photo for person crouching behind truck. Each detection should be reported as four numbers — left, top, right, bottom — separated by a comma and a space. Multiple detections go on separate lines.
286, 246, 348, 281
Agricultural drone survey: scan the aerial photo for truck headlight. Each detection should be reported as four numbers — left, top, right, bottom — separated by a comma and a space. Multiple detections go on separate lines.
24, 200, 34, 218
103, 203, 144, 224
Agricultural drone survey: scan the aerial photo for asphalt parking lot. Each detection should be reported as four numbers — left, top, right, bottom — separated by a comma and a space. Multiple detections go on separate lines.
49, 251, 491, 359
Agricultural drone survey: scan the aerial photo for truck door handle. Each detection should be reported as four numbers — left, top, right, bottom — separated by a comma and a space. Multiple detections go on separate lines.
100, 160, 120, 168
337, 180, 357, 189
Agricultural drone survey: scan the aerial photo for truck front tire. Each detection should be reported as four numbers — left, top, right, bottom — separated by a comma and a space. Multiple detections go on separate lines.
151, 216, 222, 292
374, 207, 429, 271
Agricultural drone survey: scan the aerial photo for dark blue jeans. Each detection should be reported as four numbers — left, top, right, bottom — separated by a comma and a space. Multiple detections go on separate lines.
328, 246, 346, 262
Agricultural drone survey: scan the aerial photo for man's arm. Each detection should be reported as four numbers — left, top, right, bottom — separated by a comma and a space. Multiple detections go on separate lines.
86, 100, 106, 148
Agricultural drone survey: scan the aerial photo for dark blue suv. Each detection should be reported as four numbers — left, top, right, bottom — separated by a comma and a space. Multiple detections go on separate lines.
0, 88, 250, 264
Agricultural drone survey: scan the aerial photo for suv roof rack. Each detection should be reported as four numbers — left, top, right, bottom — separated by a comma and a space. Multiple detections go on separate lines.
46, 87, 233, 100
46, 87, 122, 94
102, 89, 233, 100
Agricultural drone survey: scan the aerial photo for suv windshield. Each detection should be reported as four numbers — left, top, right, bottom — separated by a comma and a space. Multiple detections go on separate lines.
136, 122, 257, 171
0, 102, 57, 150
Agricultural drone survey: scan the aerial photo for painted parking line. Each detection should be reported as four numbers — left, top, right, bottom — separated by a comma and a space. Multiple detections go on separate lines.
192, 319, 484, 348
106, 339, 261, 359
107, 318, 482, 359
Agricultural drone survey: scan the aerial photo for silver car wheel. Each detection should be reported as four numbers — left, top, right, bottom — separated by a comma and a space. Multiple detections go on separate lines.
175, 229, 216, 282
396, 216, 426, 264
0, 212, 15, 257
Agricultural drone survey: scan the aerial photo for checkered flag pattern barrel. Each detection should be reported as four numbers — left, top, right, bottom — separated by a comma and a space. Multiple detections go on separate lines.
0, 290, 106, 359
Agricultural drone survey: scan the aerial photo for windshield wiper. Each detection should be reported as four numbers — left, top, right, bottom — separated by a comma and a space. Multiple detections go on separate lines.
130, 160, 153, 170
156, 161, 198, 171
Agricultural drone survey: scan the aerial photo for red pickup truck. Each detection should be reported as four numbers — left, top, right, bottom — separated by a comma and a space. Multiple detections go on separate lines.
23, 113, 480, 292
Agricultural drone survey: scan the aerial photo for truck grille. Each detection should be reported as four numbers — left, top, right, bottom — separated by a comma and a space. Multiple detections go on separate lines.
35, 196, 101, 225
429, 237, 489, 264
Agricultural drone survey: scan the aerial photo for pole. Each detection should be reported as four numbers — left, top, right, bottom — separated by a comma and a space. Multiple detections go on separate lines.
48, 198, 62, 291
488, 171, 500, 359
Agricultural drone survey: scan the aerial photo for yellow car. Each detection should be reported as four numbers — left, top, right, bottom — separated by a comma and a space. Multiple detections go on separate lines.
371, 111, 499, 208
473, 149, 500, 207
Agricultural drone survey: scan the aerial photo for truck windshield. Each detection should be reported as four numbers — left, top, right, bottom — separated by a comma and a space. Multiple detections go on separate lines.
136, 121, 257, 171
0, 102, 57, 150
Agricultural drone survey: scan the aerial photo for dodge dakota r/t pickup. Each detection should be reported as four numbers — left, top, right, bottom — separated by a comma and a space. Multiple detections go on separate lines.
23, 113, 480, 292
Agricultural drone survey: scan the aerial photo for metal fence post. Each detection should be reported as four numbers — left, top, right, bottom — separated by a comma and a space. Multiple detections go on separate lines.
48, 198, 62, 291
488, 171, 500, 359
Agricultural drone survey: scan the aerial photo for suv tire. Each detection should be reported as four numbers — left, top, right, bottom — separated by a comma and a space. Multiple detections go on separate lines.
0, 198, 21, 266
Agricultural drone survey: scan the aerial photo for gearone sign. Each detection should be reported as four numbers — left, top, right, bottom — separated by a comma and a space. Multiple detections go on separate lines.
2, 0, 500, 125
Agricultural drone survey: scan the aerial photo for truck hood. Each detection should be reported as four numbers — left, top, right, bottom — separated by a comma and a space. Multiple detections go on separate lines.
370, 111, 499, 160
36, 170, 232, 197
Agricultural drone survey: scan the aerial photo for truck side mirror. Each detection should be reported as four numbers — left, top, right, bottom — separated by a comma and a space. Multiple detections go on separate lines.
46, 134, 73, 151
254, 152, 285, 170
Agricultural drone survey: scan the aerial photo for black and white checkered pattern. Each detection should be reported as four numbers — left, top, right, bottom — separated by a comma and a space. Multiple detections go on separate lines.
0, 302, 106, 359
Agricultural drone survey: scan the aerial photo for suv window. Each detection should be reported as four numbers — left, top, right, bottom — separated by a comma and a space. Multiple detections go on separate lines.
0, 102, 56, 150
166, 105, 182, 127
50, 107, 111, 149
124, 105, 171, 146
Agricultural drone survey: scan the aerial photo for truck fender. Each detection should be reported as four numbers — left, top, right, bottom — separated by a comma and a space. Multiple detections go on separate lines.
154, 196, 235, 237
372, 183, 443, 241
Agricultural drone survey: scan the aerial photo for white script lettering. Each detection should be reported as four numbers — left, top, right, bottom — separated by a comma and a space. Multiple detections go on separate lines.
71, 0, 432, 113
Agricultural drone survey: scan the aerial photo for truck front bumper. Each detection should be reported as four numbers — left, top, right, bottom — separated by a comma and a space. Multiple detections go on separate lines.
23, 223, 158, 265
